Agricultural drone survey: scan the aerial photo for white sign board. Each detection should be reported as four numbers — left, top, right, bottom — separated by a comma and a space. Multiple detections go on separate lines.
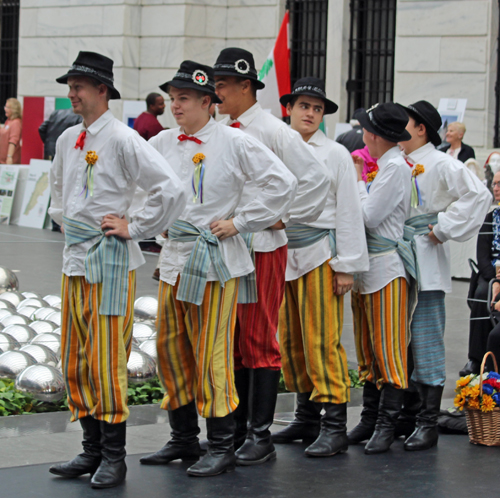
0, 165, 20, 225
122, 100, 146, 129
437, 98, 468, 141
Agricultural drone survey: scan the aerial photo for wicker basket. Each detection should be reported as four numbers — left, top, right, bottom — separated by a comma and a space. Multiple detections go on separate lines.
465, 351, 500, 446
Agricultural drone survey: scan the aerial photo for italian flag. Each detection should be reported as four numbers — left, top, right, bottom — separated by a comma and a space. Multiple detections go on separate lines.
257, 11, 291, 118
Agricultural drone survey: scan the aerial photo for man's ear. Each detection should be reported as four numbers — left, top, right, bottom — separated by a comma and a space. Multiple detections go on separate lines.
286, 102, 293, 117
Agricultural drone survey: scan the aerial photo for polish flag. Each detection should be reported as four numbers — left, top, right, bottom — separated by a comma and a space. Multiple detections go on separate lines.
257, 11, 291, 118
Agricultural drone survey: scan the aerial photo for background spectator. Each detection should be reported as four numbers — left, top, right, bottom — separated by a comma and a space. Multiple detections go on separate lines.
39, 108, 82, 160
133, 92, 165, 140
441, 121, 475, 162
335, 108, 365, 153
484, 151, 500, 192
0, 98, 22, 164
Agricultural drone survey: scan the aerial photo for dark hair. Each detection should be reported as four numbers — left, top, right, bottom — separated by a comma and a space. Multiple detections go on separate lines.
146, 92, 162, 108
288, 95, 300, 108
406, 109, 425, 128
88, 77, 111, 101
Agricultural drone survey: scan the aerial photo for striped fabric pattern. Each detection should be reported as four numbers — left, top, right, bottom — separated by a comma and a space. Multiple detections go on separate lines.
279, 260, 350, 403
285, 224, 337, 256
156, 277, 239, 418
405, 213, 439, 236
410, 290, 446, 386
351, 277, 409, 390
234, 246, 287, 371
238, 232, 257, 304
63, 215, 129, 316
169, 220, 231, 306
60, 272, 135, 424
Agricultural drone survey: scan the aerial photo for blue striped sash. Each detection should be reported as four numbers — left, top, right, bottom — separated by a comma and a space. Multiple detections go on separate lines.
63, 215, 129, 316
405, 213, 439, 236
285, 224, 337, 257
169, 220, 232, 306
238, 232, 257, 304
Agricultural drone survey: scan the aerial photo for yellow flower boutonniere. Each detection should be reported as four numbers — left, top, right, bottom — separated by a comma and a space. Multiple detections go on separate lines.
192, 153, 206, 203
410, 163, 425, 207
366, 171, 378, 183
412, 163, 425, 177
81, 151, 98, 198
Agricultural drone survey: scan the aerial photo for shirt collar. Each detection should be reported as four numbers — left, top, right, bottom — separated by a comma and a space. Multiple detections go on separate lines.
405, 141, 435, 164
179, 117, 217, 144
377, 145, 403, 170
307, 129, 327, 147
230, 102, 262, 128
84, 109, 114, 136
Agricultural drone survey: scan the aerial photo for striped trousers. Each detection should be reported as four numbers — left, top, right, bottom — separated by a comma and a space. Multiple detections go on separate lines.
60, 271, 135, 424
351, 277, 409, 390
235, 246, 287, 371
279, 260, 350, 404
156, 277, 239, 418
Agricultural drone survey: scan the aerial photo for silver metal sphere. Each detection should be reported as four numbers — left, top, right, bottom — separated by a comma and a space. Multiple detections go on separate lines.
43, 295, 62, 308
22, 292, 42, 300
45, 311, 61, 327
134, 296, 158, 321
17, 306, 37, 319
30, 320, 56, 335
1, 314, 32, 327
33, 307, 59, 321
3, 324, 37, 346
139, 339, 157, 361
0, 350, 37, 379
131, 343, 142, 352
0, 309, 13, 322
18, 298, 48, 310
0, 290, 25, 307
127, 350, 156, 384
0, 299, 16, 312
15, 364, 66, 402
0, 267, 19, 294
51, 327, 61, 336
132, 322, 156, 343
20, 344, 58, 367
0, 332, 20, 352
30, 333, 61, 356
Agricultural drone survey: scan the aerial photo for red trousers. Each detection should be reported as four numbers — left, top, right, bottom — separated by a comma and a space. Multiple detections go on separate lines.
234, 245, 287, 371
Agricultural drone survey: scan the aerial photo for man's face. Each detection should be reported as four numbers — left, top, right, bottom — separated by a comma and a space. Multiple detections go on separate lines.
151, 96, 165, 116
67, 76, 103, 116
215, 76, 246, 116
399, 116, 420, 154
169, 87, 206, 128
446, 123, 462, 143
287, 95, 324, 137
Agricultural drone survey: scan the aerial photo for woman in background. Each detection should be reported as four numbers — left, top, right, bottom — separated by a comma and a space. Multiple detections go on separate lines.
0, 98, 22, 164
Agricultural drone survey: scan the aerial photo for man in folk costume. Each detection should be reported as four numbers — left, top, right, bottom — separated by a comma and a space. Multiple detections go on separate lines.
397, 100, 491, 451
139, 61, 297, 476
270, 78, 369, 456
212, 49, 331, 466
347, 102, 415, 455
48, 52, 186, 488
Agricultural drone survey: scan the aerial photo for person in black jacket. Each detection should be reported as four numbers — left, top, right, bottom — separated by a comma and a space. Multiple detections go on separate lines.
39, 108, 82, 160
335, 108, 365, 153
441, 121, 475, 163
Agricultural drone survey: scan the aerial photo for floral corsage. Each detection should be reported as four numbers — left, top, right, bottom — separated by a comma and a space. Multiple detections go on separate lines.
192, 153, 206, 203
411, 163, 425, 208
81, 151, 98, 198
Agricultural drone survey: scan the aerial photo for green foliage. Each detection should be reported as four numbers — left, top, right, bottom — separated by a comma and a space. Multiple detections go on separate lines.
0, 379, 35, 416
127, 377, 164, 405
348, 368, 363, 389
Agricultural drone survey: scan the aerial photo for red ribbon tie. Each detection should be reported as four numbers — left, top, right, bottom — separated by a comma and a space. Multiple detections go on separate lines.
230, 122, 241, 128
178, 134, 202, 144
74, 131, 87, 150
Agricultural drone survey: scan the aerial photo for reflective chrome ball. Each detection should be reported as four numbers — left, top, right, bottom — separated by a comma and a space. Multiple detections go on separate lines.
0, 332, 20, 352
134, 296, 158, 321
30, 333, 61, 356
132, 322, 156, 343
18, 298, 48, 310
30, 320, 56, 335
15, 364, 65, 402
0, 299, 16, 312
45, 311, 61, 327
51, 327, 61, 336
1, 314, 32, 327
0, 267, 19, 294
33, 307, 59, 321
139, 339, 157, 361
43, 295, 62, 308
0, 309, 14, 321
20, 344, 58, 366
127, 350, 156, 384
0, 350, 37, 379
0, 290, 25, 307
3, 324, 37, 345
17, 306, 37, 319
22, 292, 42, 300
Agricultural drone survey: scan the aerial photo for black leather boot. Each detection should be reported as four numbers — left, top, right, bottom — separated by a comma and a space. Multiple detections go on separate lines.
305, 403, 348, 457
395, 382, 422, 439
187, 413, 236, 477
90, 421, 126, 489
404, 384, 443, 451
49, 416, 101, 477
347, 381, 380, 444
364, 384, 404, 455
140, 401, 200, 465
271, 392, 322, 444
236, 369, 279, 465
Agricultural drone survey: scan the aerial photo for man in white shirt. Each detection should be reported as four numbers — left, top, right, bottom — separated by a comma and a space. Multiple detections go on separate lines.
270, 78, 369, 457
213, 48, 330, 466
139, 61, 297, 477
347, 102, 413, 455
398, 100, 491, 451
47, 51, 186, 489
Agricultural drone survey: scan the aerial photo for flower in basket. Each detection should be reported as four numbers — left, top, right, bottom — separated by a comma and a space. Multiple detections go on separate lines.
455, 371, 500, 413
483, 383, 495, 395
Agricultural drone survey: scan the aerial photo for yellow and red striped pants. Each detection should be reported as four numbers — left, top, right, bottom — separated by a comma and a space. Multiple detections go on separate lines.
279, 261, 350, 404
60, 271, 135, 424
351, 277, 409, 390
156, 277, 239, 418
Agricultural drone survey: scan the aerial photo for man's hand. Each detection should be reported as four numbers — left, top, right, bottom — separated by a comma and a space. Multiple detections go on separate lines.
270, 220, 286, 230
101, 214, 131, 239
492, 281, 500, 306
427, 224, 443, 245
333, 272, 354, 296
352, 155, 364, 182
210, 219, 239, 241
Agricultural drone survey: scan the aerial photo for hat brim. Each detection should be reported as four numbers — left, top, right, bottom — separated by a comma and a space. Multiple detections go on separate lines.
159, 80, 222, 104
213, 70, 265, 90
399, 105, 442, 147
56, 71, 121, 100
358, 109, 411, 143
279, 92, 338, 115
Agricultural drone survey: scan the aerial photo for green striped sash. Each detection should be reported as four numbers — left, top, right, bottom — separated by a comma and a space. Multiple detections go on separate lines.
405, 213, 439, 236
285, 224, 337, 256
169, 220, 232, 306
63, 215, 129, 316
238, 232, 257, 304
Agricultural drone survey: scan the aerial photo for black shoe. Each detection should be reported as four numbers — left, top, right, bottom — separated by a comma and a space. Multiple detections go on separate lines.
49, 416, 101, 478
405, 384, 443, 451
395, 382, 422, 439
272, 392, 322, 444
459, 359, 481, 377
187, 414, 236, 477
236, 369, 280, 466
305, 403, 348, 457
140, 401, 200, 465
365, 385, 404, 455
90, 422, 126, 489
347, 381, 380, 445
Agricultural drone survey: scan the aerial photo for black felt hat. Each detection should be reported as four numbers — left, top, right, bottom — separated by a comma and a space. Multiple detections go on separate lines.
213, 48, 265, 90
279, 77, 338, 115
358, 102, 411, 143
159, 60, 221, 104
56, 51, 121, 100
400, 100, 442, 146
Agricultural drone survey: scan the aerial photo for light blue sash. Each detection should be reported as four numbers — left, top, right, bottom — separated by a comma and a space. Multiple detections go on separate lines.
285, 224, 337, 256
238, 232, 257, 304
405, 213, 439, 236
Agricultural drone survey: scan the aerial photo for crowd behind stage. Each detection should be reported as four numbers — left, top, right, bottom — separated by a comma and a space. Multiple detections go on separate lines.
6, 48, 498, 490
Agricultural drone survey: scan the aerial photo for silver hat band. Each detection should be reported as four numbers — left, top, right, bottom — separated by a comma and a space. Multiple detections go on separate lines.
71, 65, 114, 83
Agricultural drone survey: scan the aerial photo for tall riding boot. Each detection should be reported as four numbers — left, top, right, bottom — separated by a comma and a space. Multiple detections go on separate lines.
404, 384, 443, 451
90, 421, 126, 489
187, 413, 236, 476
304, 403, 348, 457
395, 382, 422, 438
271, 392, 322, 444
49, 416, 102, 477
236, 369, 280, 465
364, 384, 404, 455
347, 381, 380, 444
140, 400, 200, 464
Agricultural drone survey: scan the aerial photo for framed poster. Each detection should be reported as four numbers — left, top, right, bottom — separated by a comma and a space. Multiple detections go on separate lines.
0, 166, 20, 224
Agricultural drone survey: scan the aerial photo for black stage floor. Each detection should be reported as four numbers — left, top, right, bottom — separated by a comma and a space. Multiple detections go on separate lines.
1, 435, 497, 498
